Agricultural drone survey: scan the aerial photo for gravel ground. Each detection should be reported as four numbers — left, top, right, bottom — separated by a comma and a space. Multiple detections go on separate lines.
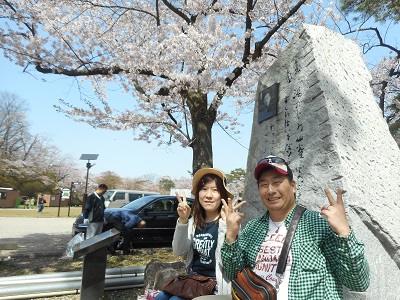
0, 216, 144, 299
0, 216, 82, 299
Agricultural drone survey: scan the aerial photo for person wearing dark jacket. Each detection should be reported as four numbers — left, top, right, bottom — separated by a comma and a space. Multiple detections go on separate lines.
37, 194, 46, 213
83, 184, 108, 239
103, 210, 146, 254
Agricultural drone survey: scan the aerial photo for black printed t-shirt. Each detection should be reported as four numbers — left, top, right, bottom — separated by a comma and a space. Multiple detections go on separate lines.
191, 221, 219, 277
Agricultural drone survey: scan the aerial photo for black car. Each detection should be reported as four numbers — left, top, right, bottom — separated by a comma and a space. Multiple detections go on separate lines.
72, 194, 193, 248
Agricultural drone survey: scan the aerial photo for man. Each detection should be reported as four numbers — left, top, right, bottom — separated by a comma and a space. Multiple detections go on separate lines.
103, 210, 146, 255
83, 184, 108, 239
37, 194, 46, 213
221, 155, 370, 299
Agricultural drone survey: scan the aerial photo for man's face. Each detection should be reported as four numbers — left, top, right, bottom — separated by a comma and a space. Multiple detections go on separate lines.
97, 188, 107, 196
257, 168, 296, 215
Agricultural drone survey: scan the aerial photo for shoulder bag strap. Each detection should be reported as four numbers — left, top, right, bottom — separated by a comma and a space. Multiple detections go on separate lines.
276, 204, 306, 277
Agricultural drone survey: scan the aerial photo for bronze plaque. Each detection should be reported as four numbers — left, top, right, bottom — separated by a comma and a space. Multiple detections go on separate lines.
258, 82, 279, 123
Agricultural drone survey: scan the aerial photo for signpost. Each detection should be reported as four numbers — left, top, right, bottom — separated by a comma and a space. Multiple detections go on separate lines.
58, 188, 71, 217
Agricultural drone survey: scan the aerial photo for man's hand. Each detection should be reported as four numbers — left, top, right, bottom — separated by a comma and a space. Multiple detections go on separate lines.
320, 188, 351, 237
137, 220, 146, 228
221, 198, 246, 244
83, 219, 90, 226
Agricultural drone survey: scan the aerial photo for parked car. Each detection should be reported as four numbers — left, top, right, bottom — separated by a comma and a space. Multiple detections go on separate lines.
103, 189, 161, 208
72, 194, 193, 248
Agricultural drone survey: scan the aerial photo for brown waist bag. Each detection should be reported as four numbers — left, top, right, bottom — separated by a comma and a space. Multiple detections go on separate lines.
232, 266, 277, 300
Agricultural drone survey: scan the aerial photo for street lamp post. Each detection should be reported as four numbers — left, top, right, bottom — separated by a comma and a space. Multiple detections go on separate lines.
80, 154, 99, 212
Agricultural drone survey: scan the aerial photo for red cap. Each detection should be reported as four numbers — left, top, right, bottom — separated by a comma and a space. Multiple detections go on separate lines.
254, 156, 289, 180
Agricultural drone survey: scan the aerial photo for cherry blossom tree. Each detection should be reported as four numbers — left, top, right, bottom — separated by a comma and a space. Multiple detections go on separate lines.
0, 90, 84, 193
0, 0, 337, 173
0, 91, 31, 160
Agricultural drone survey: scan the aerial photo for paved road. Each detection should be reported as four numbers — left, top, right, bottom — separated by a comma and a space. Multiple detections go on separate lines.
0, 217, 74, 257
1, 216, 73, 238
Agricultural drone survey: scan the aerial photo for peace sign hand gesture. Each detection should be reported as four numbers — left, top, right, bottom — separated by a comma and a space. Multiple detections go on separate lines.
221, 197, 246, 244
320, 188, 351, 237
176, 191, 191, 224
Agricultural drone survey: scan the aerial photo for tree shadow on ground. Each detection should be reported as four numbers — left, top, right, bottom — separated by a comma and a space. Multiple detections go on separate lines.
0, 233, 82, 276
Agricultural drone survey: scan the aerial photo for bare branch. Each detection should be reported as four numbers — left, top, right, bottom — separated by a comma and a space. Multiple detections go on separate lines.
343, 27, 400, 55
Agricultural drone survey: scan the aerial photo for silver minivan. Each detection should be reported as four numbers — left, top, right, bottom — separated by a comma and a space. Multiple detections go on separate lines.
104, 189, 160, 208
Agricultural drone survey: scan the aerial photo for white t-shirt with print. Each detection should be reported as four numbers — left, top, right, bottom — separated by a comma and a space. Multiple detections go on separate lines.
254, 218, 292, 300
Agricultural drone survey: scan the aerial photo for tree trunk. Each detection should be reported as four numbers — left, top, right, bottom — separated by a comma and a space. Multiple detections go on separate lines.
185, 92, 217, 174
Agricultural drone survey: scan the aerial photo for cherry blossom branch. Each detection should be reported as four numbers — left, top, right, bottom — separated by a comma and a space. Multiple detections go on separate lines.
219, 0, 306, 104
161, 0, 192, 24
80, 0, 159, 21
3, 0, 35, 36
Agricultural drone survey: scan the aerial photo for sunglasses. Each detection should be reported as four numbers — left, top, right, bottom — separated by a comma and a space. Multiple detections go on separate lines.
257, 156, 287, 166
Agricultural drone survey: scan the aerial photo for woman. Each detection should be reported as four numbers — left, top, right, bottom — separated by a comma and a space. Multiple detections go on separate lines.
155, 168, 244, 300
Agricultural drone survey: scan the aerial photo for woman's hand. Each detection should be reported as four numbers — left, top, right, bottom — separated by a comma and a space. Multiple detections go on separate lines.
176, 191, 191, 224
220, 198, 244, 221
221, 198, 246, 243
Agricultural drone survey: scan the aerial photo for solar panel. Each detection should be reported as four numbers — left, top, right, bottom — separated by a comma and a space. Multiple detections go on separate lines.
79, 154, 99, 160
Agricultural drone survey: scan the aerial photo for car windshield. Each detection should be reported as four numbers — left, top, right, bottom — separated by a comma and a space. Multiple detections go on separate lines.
121, 195, 161, 210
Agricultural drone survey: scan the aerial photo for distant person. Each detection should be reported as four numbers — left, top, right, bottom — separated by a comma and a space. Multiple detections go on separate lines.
83, 184, 108, 239
103, 210, 146, 255
23, 197, 30, 209
37, 194, 46, 213
30, 197, 35, 209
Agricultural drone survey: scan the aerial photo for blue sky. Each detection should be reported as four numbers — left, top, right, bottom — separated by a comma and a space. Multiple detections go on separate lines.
0, 57, 252, 179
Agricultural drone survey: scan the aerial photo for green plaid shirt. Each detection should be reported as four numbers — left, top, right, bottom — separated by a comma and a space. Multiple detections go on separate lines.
221, 204, 370, 299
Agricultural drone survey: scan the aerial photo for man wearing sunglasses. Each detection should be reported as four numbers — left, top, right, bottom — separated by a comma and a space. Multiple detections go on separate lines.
221, 155, 370, 299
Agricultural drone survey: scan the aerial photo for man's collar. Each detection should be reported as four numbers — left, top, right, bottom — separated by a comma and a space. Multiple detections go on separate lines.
262, 203, 298, 225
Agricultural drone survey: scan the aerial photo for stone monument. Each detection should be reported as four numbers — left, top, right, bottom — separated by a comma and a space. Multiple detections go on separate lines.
243, 24, 400, 299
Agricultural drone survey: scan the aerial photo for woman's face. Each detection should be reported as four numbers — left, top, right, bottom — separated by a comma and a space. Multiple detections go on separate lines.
198, 179, 222, 215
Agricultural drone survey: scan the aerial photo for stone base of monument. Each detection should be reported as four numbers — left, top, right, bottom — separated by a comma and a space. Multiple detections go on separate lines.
144, 261, 186, 291
73, 228, 120, 300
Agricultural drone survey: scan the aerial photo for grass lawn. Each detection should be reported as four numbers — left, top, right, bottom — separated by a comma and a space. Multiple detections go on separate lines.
0, 206, 83, 218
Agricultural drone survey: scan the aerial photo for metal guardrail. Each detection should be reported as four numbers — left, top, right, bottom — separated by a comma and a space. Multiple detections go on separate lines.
0, 266, 146, 299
